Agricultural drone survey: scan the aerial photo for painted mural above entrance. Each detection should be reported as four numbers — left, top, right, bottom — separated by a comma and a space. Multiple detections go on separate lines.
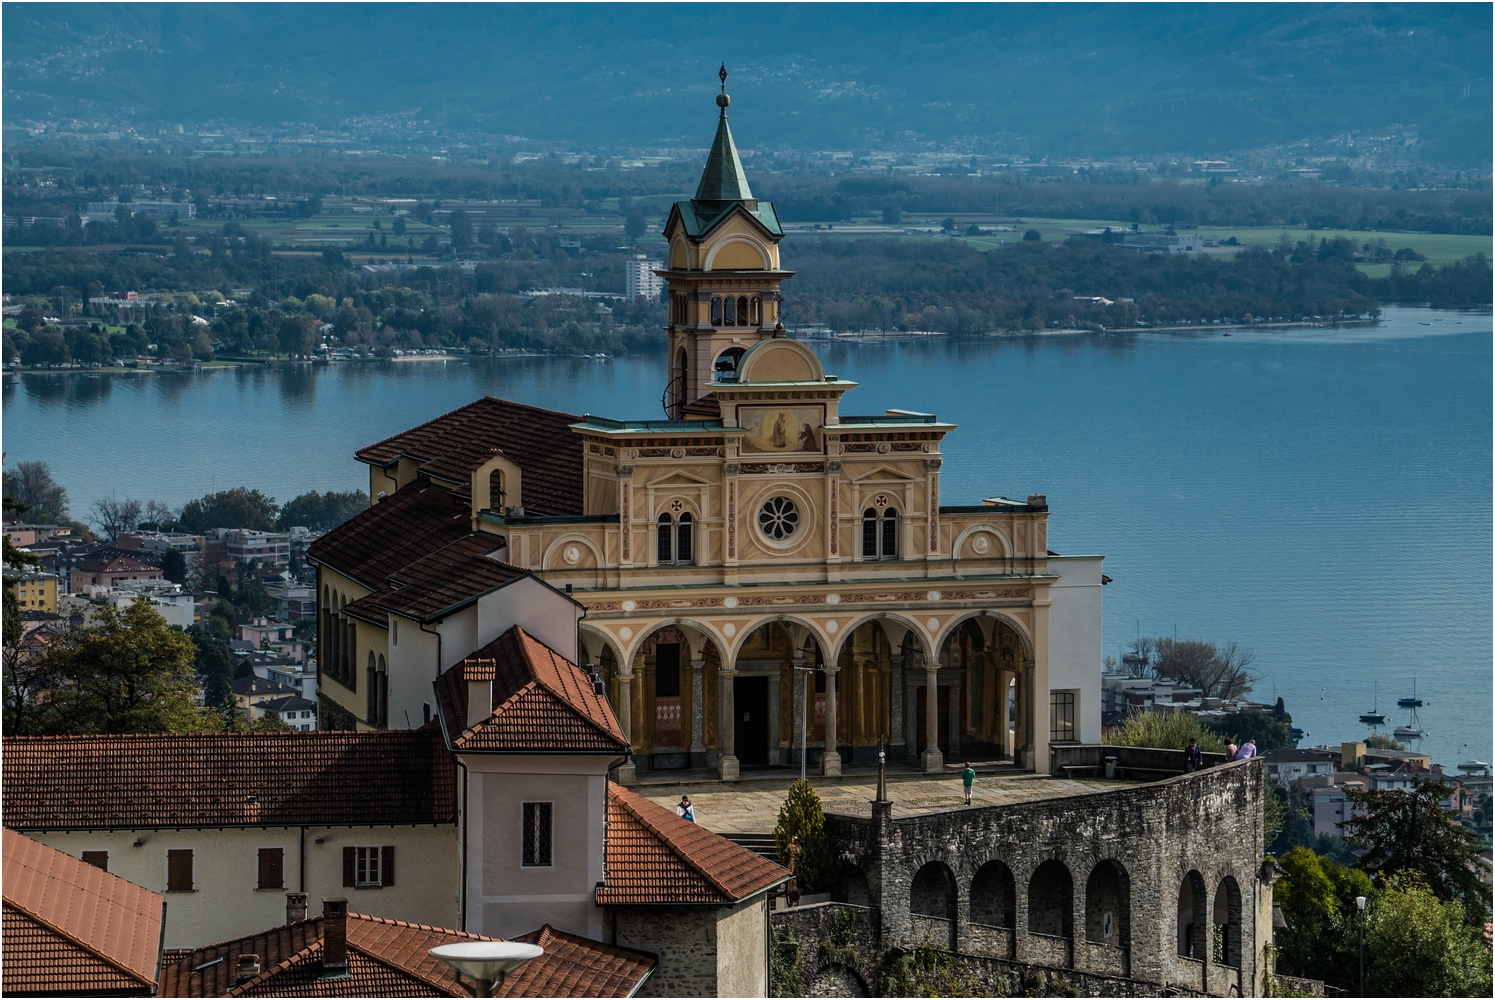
740, 405, 823, 454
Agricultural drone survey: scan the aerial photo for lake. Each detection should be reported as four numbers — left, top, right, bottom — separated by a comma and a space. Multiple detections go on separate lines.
5, 305, 1490, 768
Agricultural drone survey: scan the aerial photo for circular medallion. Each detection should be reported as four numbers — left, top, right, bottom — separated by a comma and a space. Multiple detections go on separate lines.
876, 442, 890, 454
826, 619, 839, 634
621, 599, 636, 612
758, 496, 800, 541
723, 622, 737, 637
826, 593, 841, 605
724, 596, 738, 609
620, 626, 633, 640
671, 447, 686, 459
928, 591, 941, 602
972, 534, 991, 554
874, 494, 889, 508
669, 498, 684, 513
926, 617, 940, 631
563, 544, 582, 564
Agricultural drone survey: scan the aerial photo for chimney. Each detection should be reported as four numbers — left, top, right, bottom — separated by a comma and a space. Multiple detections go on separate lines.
236, 954, 262, 983
1027, 494, 1047, 510
285, 891, 308, 924
321, 898, 349, 977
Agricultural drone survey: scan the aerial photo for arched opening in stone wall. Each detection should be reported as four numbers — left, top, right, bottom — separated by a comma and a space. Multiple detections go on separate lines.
810, 964, 869, 997
1213, 875, 1242, 967
833, 864, 872, 908
1027, 860, 1074, 939
1177, 870, 1208, 960
1084, 859, 1130, 947
909, 861, 957, 920
969, 860, 1015, 928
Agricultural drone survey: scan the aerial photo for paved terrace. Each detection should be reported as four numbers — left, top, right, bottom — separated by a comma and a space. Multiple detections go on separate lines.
633, 761, 1131, 835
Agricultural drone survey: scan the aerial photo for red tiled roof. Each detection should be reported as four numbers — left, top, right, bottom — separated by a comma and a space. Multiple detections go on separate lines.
2, 828, 164, 996
354, 397, 585, 516
76, 553, 161, 574
344, 535, 535, 624
435, 627, 628, 755
161, 912, 655, 998
2, 730, 455, 831
598, 784, 791, 906
307, 483, 471, 591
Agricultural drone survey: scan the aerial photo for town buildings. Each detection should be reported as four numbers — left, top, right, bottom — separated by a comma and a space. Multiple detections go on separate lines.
7, 571, 57, 613
310, 80, 1105, 785
625, 254, 665, 303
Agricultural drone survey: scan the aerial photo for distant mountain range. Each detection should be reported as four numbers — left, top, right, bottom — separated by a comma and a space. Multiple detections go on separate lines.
4, 3, 1490, 163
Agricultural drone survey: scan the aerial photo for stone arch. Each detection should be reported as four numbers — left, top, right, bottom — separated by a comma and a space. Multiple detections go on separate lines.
1213, 874, 1243, 967
541, 534, 604, 572
704, 236, 768, 271
832, 864, 873, 908
931, 609, 1033, 664
969, 860, 1016, 929
951, 522, 1013, 562
736, 337, 824, 384
1084, 859, 1130, 947
1177, 870, 1208, 960
724, 613, 831, 665
826, 611, 934, 664
1027, 860, 1074, 939
669, 238, 688, 270
809, 964, 869, 998
910, 860, 958, 920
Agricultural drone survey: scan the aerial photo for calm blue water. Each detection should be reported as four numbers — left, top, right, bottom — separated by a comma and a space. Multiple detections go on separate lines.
5, 306, 1490, 768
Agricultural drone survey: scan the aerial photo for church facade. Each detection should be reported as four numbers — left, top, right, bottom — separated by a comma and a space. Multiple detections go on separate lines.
310, 79, 1104, 781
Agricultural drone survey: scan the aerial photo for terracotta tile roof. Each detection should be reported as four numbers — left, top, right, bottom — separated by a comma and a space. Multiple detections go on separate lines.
344, 535, 536, 624
306, 483, 471, 591
598, 784, 791, 906
435, 627, 628, 755
354, 397, 585, 516
2, 828, 164, 996
2, 730, 455, 831
76, 553, 162, 574
161, 911, 654, 998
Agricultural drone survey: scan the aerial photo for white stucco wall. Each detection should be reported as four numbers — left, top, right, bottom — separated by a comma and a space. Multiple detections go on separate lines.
1046, 554, 1105, 744
464, 754, 611, 941
25, 824, 459, 949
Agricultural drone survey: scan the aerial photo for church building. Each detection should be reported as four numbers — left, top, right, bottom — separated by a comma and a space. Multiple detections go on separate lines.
309, 73, 1105, 782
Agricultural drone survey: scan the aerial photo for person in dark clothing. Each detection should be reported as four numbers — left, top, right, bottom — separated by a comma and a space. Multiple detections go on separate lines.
1184, 737, 1204, 772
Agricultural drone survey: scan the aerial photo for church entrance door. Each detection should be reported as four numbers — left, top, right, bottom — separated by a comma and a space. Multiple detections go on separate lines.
735, 676, 770, 767
915, 685, 951, 755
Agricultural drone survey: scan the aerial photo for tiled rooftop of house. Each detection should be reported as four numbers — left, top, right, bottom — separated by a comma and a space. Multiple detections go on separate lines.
2, 730, 456, 830
307, 483, 472, 591
161, 907, 655, 998
343, 534, 533, 624
354, 397, 585, 516
598, 783, 791, 905
2, 828, 164, 997
434, 626, 628, 755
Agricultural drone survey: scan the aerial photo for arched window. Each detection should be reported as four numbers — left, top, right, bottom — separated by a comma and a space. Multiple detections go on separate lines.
737, 296, 749, 325
711, 296, 723, 325
862, 507, 899, 559
366, 651, 378, 724
676, 513, 693, 564
750, 296, 761, 325
657, 513, 673, 564
488, 469, 504, 511
724, 295, 737, 325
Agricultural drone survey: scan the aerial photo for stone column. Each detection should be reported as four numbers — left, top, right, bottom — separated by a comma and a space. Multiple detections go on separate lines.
821, 665, 841, 776
922, 651, 943, 773
948, 679, 962, 762
615, 661, 636, 784
717, 662, 739, 781
878, 660, 893, 748
689, 652, 707, 768
791, 655, 808, 770
1021, 658, 1036, 771
889, 652, 907, 757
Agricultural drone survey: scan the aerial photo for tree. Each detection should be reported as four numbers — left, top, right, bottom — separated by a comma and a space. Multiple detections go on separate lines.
881, 201, 902, 226
1023, 229, 1042, 241
3, 460, 69, 522
1363, 873, 1493, 998
773, 779, 830, 892
178, 487, 278, 533
448, 209, 475, 251
276, 489, 368, 531
160, 547, 188, 584
1207, 708, 1295, 750
91, 496, 144, 540
276, 314, 317, 356
144, 499, 177, 530
25, 599, 205, 734
187, 623, 236, 711
940, 217, 956, 233
392, 216, 407, 237
624, 210, 647, 242
1272, 846, 1371, 989
1151, 637, 1255, 699
1365, 733, 1405, 751
1343, 778, 1492, 924
1103, 709, 1224, 752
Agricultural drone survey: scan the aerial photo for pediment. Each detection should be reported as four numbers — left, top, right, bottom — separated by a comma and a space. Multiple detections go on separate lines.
646, 470, 715, 488
848, 464, 918, 483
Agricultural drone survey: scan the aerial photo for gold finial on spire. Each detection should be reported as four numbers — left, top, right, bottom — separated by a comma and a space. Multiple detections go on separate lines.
717, 64, 730, 110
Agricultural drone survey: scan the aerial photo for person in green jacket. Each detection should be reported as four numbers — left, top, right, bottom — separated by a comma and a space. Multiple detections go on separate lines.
961, 762, 976, 805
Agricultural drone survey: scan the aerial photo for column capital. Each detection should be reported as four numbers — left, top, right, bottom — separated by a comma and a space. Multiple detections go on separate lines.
822, 664, 840, 676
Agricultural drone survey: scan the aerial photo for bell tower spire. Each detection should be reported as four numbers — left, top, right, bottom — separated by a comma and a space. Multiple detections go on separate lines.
659, 69, 791, 419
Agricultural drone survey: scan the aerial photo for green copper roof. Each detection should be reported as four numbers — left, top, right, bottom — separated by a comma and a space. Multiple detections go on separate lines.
694, 107, 754, 203
670, 198, 783, 239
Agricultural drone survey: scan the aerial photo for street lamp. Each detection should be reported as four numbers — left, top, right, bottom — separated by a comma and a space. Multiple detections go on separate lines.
1355, 895, 1367, 997
429, 941, 543, 998
794, 659, 818, 781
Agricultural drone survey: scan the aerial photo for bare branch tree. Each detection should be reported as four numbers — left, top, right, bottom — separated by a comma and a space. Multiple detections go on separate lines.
143, 500, 177, 529
1151, 637, 1256, 700
91, 497, 143, 541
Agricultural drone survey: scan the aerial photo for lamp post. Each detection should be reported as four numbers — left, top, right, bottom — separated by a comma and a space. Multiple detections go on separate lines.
1355, 895, 1367, 997
430, 941, 543, 998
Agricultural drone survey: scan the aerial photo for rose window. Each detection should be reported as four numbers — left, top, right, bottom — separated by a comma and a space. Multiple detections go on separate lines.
758, 496, 800, 540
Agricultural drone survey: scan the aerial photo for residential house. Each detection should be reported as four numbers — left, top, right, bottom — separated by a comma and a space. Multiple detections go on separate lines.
259, 694, 318, 731
1263, 747, 1336, 786
160, 897, 656, 998
2, 730, 460, 949
2, 827, 166, 997
8, 572, 58, 613
231, 675, 301, 714
71, 552, 164, 590
248, 652, 318, 700
207, 528, 291, 572
2, 523, 73, 548
1304, 777, 1365, 838
266, 581, 317, 622
236, 616, 306, 661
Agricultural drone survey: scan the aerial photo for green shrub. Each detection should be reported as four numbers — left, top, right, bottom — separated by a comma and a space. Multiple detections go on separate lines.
774, 779, 830, 892
1103, 710, 1225, 752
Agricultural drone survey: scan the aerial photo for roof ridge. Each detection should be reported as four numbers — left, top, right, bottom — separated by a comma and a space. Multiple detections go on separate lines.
225, 939, 324, 997
354, 397, 500, 462
609, 784, 739, 900
2, 897, 153, 988
349, 911, 490, 939
481, 395, 585, 422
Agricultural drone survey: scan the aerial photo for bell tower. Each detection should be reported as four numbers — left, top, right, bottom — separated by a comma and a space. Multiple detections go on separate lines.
660, 66, 792, 419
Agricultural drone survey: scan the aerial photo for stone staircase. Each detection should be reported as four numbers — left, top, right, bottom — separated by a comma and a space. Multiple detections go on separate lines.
722, 832, 780, 862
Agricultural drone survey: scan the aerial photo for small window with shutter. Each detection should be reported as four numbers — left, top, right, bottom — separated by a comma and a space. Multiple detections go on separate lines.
344, 846, 394, 887
81, 850, 108, 872
522, 802, 553, 867
166, 849, 194, 892
257, 847, 285, 889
